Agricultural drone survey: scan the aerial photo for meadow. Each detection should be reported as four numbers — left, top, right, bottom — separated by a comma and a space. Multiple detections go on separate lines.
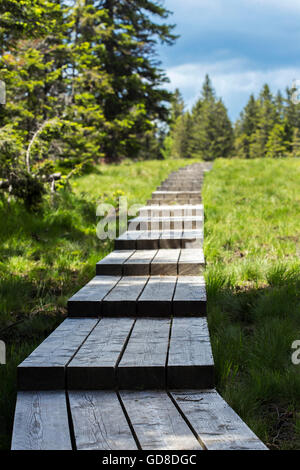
0, 157, 299, 449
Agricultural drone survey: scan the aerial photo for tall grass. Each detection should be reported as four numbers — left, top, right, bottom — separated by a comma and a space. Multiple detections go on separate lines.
203, 158, 300, 449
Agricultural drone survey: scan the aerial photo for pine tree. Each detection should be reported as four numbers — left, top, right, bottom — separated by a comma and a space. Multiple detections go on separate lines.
265, 123, 289, 158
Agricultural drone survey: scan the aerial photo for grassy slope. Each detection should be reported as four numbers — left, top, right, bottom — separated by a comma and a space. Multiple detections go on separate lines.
203, 158, 300, 449
0, 158, 196, 449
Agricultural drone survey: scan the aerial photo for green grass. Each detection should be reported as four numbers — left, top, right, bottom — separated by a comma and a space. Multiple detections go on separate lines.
0, 157, 196, 449
203, 158, 300, 449
1, 157, 300, 450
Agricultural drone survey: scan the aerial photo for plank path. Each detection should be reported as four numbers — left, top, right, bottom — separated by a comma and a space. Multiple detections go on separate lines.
11, 162, 267, 451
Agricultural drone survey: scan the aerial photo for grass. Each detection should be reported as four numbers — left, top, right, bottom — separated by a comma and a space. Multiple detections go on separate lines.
0, 157, 196, 449
203, 158, 300, 449
1, 157, 299, 450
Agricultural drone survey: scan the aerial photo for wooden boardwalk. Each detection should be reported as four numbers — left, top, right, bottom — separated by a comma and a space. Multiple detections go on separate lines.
11, 162, 267, 450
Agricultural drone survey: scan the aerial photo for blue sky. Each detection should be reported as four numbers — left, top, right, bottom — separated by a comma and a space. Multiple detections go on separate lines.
157, 0, 300, 120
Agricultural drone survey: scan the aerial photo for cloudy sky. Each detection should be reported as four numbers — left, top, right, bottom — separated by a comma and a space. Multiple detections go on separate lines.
157, 0, 300, 120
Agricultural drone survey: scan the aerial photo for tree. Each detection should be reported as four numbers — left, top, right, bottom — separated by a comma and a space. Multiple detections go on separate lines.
265, 123, 289, 158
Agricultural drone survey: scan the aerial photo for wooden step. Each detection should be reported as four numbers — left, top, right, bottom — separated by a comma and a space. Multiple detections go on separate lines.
115, 230, 203, 250
123, 249, 157, 275
128, 215, 203, 231
137, 275, 177, 316
11, 391, 72, 450
147, 198, 202, 205
173, 276, 206, 315
18, 318, 97, 390
102, 276, 148, 316
171, 390, 268, 450
152, 191, 201, 199
138, 204, 203, 217
167, 317, 214, 388
96, 250, 133, 275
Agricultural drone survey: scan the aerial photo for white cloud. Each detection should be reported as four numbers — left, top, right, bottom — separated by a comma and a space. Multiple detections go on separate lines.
165, 60, 300, 118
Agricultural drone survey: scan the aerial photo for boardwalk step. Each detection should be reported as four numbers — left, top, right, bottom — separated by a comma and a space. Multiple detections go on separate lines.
128, 215, 203, 231
96, 248, 205, 276
18, 317, 213, 390
138, 204, 203, 217
68, 275, 207, 317
115, 229, 203, 250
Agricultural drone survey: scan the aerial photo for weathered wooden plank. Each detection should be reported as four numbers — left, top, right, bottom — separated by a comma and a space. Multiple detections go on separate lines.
136, 230, 161, 249
118, 318, 170, 389
96, 250, 133, 275
159, 230, 183, 249
138, 276, 177, 316
68, 276, 121, 317
173, 276, 206, 315
151, 249, 181, 275
181, 230, 204, 249
18, 318, 97, 390
69, 391, 137, 450
152, 191, 200, 198
171, 390, 268, 450
123, 250, 157, 275
114, 230, 140, 250
129, 216, 203, 231
102, 276, 149, 316
120, 391, 202, 450
67, 318, 134, 389
139, 204, 204, 218
178, 248, 205, 275
168, 317, 214, 389
11, 391, 72, 450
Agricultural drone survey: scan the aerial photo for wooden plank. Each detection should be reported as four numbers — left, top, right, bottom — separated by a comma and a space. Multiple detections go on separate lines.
118, 318, 170, 389
159, 230, 183, 249
96, 250, 133, 275
11, 391, 72, 450
102, 276, 149, 316
114, 230, 140, 250
69, 391, 137, 450
68, 276, 121, 317
168, 317, 214, 389
171, 390, 268, 450
138, 276, 177, 316
173, 276, 206, 315
139, 204, 204, 218
67, 318, 134, 389
151, 249, 180, 275
18, 318, 97, 390
120, 391, 202, 450
181, 230, 204, 249
178, 248, 205, 275
130, 216, 203, 231
136, 230, 161, 250
123, 249, 157, 275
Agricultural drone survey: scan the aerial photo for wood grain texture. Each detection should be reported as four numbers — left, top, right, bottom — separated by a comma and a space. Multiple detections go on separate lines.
178, 248, 205, 275
69, 391, 137, 450
96, 250, 133, 275
18, 318, 97, 390
136, 231, 161, 250
139, 205, 203, 218
173, 276, 206, 315
123, 250, 157, 275
138, 276, 177, 316
11, 391, 72, 450
102, 276, 149, 316
120, 390, 202, 450
118, 318, 170, 389
151, 249, 180, 275
68, 276, 121, 317
67, 318, 134, 389
171, 390, 268, 450
168, 317, 214, 389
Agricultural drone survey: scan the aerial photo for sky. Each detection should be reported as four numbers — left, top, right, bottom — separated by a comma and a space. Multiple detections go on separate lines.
157, 0, 300, 121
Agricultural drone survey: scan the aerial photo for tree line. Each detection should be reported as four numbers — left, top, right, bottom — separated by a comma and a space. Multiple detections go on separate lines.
164, 75, 300, 160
